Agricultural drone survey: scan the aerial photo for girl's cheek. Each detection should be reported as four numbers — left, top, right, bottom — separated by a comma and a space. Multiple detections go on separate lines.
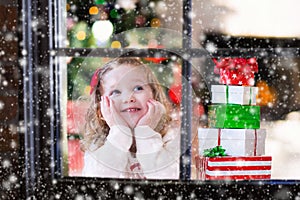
113, 97, 122, 106
109, 95, 119, 100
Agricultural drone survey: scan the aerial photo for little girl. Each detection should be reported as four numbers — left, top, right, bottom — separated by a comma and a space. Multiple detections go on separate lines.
81, 57, 180, 179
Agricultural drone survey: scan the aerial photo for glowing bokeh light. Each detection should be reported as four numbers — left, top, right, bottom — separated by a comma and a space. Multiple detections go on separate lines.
111, 41, 122, 48
76, 31, 86, 40
92, 20, 114, 42
150, 18, 161, 28
89, 6, 99, 15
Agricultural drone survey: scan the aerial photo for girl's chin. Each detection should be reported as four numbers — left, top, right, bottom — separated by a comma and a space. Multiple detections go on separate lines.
126, 119, 140, 129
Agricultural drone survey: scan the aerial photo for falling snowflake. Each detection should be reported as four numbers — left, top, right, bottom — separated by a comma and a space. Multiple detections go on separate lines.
0, 101, 4, 110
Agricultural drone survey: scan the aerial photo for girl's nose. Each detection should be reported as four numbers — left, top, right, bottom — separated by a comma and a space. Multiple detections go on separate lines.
123, 93, 136, 103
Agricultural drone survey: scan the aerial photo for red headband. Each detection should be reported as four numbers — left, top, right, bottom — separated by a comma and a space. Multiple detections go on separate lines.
89, 68, 102, 95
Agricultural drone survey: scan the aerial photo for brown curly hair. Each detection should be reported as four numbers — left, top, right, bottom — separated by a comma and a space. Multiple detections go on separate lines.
81, 57, 172, 151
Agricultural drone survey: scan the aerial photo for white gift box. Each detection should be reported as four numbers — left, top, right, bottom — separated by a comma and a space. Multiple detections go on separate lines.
198, 128, 266, 156
211, 85, 258, 105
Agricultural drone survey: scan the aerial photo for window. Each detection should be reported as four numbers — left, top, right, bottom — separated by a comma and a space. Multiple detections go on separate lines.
21, 0, 300, 198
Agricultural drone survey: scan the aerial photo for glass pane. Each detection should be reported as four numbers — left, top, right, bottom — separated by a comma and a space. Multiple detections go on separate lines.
61, 55, 185, 178
64, 0, 183, 48
192, 0, 300, 39
188, 0, 300, 181
194, 46, 300, 180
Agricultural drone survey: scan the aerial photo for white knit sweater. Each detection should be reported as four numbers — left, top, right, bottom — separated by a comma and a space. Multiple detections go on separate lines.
81, 125, 180, 179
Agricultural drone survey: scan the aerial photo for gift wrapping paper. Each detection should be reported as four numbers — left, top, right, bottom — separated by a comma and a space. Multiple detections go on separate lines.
213, 58, 258, 86
195, 155, 272, 180
198, 128, 266, 156
211, 85, 258, 105
208, 104, 260, 129
219, 69, 255, 86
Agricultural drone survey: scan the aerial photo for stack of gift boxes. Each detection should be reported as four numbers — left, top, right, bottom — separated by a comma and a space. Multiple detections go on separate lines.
196, 57, 272, 180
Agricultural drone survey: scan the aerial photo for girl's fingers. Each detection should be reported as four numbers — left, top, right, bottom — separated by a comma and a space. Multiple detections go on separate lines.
137, 99, 165, 129
109, 98, 116, 113
101, 96, 109, 113
109, 98, 120, 117
100, 96, 105, 114
105, 96, 110, 107
147, 100, 155, 115
150, 99, 165, 117
147, 100, 157, 127
109, 98, 127, 127
100, 96, 114, 127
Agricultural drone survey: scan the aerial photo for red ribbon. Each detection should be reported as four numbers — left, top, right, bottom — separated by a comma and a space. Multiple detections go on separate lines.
254, 129, 257, 156
89, 68, 102, 95
218, 128, 221, 146
130, 162, 142, 171
199, 156, 208, 180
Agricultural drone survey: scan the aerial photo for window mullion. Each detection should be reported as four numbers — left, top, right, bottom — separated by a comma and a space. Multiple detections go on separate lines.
180, 0, 193, 180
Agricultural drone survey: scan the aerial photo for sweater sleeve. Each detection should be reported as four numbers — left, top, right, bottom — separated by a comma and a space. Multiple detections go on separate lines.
81, 125, 132, 178
134, 126, 180, 179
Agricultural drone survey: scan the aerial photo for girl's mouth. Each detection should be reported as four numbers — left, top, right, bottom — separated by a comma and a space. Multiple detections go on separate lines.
122, 108, 141, 112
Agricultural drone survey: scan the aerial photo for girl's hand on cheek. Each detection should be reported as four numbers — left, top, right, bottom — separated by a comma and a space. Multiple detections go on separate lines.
100, 96, 128, 128
137, 99, 166, 129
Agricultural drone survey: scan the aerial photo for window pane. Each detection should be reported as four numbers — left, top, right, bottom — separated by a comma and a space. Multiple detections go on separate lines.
192, 0, 300, 39
62, 56, 199, 179
189, 0, 300, 180
65, 0, 183, 48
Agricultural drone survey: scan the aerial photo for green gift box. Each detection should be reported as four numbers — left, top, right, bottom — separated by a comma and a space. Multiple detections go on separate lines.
208, 104, 260, 129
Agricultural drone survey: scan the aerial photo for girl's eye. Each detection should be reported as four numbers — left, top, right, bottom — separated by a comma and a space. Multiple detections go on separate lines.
109, 90, 121, 96
134, 86, 144, 92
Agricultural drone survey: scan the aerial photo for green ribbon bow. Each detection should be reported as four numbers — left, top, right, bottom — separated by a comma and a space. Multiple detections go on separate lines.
203, 146, 228, 157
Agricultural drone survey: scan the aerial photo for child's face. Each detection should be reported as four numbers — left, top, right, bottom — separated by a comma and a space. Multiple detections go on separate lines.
101, 64, 154, 129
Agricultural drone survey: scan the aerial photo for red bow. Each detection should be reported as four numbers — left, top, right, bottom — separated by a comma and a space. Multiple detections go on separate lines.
89, 68, 102, 95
